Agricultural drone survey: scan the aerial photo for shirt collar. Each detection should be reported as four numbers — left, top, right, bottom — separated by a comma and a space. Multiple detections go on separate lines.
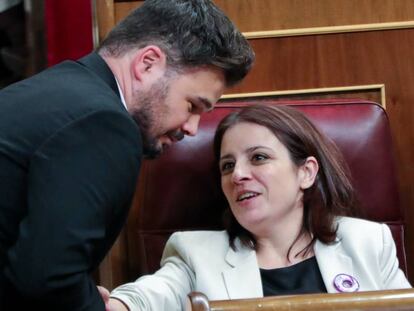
114, 77, 128, 110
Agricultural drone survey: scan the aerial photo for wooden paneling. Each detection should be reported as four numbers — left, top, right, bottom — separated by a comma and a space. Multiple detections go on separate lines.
94, 0, 115, 44
221, 86, 384, 108
96, 227, 129, 287
213, 0, 414, 32
115, 2, 142, 25
94, 0, 143, 43
107, 0, 414, 35
25, 0, 47, 76
228, 30, 414, 93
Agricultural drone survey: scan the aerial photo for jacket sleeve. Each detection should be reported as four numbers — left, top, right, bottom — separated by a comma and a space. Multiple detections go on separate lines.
4, 110, 142, 310
110, 232, 195, 311
380, 224, 412, 289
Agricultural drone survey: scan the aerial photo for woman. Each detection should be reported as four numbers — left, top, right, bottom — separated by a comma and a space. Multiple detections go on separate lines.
106, 105, 411, 311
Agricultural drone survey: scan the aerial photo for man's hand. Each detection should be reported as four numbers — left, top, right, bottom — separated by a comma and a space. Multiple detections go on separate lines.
97, 286, 111, 310
97, 286, 130, 311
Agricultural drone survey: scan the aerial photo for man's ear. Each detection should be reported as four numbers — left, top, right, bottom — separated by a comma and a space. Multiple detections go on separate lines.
299, 156, 319, 190
131, 45, 167, 82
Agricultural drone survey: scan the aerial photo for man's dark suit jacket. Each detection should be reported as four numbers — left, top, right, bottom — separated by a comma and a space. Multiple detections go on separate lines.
0, 53, 142, 310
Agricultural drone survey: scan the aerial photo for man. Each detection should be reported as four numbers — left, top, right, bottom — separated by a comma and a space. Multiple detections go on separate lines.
0, 0, 254, 309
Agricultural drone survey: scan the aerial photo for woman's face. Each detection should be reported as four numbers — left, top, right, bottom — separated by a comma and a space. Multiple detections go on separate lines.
219, 122, 315, 234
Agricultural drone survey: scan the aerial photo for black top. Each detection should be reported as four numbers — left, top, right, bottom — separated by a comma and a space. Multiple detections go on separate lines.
260, 256, 327, 296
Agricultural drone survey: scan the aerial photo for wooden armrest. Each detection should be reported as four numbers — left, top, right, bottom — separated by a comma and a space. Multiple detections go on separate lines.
189, 289, 414, 311
188, 292, 211, 311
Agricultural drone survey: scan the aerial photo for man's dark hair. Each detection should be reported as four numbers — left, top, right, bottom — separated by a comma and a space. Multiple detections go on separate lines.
98, 0, 254, 87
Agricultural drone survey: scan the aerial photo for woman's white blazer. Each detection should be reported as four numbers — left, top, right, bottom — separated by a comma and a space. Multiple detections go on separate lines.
111, 217, 411, 311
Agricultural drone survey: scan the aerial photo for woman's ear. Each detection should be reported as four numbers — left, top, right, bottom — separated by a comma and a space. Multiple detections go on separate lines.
299, 156, 319, 190
131, 45, 167, 83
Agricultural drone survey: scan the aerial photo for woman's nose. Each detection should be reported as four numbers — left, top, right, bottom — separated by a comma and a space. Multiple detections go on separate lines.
231, 162, 251, 184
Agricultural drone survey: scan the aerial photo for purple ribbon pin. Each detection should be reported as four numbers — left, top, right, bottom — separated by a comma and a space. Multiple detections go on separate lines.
333, 273, 360, 292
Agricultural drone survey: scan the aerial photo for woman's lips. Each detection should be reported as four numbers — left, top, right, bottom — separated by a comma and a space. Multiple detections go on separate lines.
236, 191, 260, 202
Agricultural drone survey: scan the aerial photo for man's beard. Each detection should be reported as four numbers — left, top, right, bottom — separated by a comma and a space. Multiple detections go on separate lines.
129, 76, 177, 159
133, 104, 162, 159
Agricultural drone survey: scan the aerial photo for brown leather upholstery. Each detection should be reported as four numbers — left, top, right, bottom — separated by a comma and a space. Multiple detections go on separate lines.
128, 99, 407, 279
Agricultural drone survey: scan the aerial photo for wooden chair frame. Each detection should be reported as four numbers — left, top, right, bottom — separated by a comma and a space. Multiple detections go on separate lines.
189, 289, 414, 311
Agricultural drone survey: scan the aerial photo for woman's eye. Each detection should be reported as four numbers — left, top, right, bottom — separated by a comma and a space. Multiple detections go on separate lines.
252, 154, 268, 162
220, 162, 234, 174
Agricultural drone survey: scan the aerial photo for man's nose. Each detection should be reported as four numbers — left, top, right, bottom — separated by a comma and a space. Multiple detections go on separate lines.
182, 115, 200, 136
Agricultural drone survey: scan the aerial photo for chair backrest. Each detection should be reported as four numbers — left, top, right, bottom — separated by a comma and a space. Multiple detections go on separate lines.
127, 98, 407, 278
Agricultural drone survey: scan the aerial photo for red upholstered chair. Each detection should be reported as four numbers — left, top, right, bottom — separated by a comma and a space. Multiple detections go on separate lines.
126, 98, 408, 282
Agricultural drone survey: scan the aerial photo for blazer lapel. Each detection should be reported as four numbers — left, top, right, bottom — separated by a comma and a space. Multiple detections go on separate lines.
315, 239, 354, 293
222, 242, 263, 299
221, 238, 356, 297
